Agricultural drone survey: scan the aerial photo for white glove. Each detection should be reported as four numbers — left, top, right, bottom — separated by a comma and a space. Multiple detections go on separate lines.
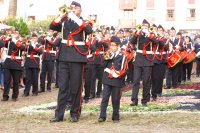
46, 36, 52, 41
31, 42, 36, 48
142, 29, 149, 35
54, 14, 66, 23
111, 70, 119, 78
175, 45, 180, 49
12, 38, 17, 44
96, 35, 101, 41
187, 49, 190, 52
68, 12, 83, 26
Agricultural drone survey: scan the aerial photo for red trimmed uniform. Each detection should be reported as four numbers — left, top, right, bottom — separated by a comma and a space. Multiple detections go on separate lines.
49, 15, 93, 121
0, 38, 25, 101
24, 43, 43, 96
130, 31, 158, 105
99, 50, 128, 121
39, 36, 56, 92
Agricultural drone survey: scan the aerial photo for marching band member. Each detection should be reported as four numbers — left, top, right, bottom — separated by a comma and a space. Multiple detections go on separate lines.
130, 19, 158, 106
90, 35, 109, 99
98, 36, 128, 122
0, 30, 25, 101
83, 33, 97, 103
39, 30, 57, 93
182, 36, 194, 81
49, 1, 93, 122
165, 27, 184, 89
23, 33, 43, 97
151, 24, 168, 100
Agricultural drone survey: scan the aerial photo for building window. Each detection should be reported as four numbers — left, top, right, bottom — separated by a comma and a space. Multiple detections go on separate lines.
146, 0, 154, 9
167, 0, 175, 8
187, 9, 196, 20
188, 0, 195, 4
166, 9, 175, 21
123, 9, 133, 19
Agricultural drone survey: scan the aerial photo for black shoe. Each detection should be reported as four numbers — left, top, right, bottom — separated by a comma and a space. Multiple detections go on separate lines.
84, 99, 89, 104
130, 101, 138, 106
89, 95, 95, 99
38, 90, 45, 93
22, 94, 29, 97
152, 97, 157, 102
32, 93, 38, 96
50, 118, 63, 123
1, 98, 8, 101
98, 117, 106, 122
70, 117, 79, 122
12, 98, 17, 102
54, 85, 59, 88
96, 94, 101, 98
113, 119, 120, 123
164, 86, 171, 89
157, 93, 162, 97
142, 102, 147, 106
172, 86, 177, 89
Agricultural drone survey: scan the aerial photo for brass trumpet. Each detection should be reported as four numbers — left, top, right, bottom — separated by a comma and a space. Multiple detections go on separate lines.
59, 4, 70, 15
136, 25, 142, 30
6, 34, 12, 40
149, 26, 154, 32
103, 49, 114, 60
26, 40, 31, 44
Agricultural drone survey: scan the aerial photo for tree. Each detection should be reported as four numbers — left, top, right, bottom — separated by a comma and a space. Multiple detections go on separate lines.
8, 0, 17, 17
6, 18, 30, 36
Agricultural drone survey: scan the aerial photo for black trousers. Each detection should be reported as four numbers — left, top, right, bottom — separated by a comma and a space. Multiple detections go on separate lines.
131, 66, 152, 103
55, 62, 84, 120
126, 62, 134, 83
55, 60, 59, 87
84, 64, 95, 100
182, 62, 193, 81
196, 58, 200, 76
90, 64, 103, 97
3, 69, 21, 99
24, 68, 39, 95
100, 84, 121, 120
151, 63, 166, 98
166, 63, 179, 88
40, 60, 54, 91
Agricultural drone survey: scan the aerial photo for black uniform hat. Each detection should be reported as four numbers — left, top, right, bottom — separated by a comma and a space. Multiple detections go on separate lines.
111, 36, 121, 45
171, 27, 176, 30
157, 24, 165, 31
142, 19, 150, 27
185, 36, 192, 42
32, 33, 38, 37
71, 1, 81, 8
176, 32, 182, 36
152, 24, 157, 27
119, 29, 124, 33
111, 26, 115, 31
106, 27, 110, 31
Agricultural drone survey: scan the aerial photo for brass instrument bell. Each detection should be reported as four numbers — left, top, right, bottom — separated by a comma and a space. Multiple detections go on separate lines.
59, 4, 69, 14
136, 25, 142, 30
149, 26, 154, 32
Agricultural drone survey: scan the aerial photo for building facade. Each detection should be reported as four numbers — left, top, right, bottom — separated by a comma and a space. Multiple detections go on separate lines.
0, 0, 200, 33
